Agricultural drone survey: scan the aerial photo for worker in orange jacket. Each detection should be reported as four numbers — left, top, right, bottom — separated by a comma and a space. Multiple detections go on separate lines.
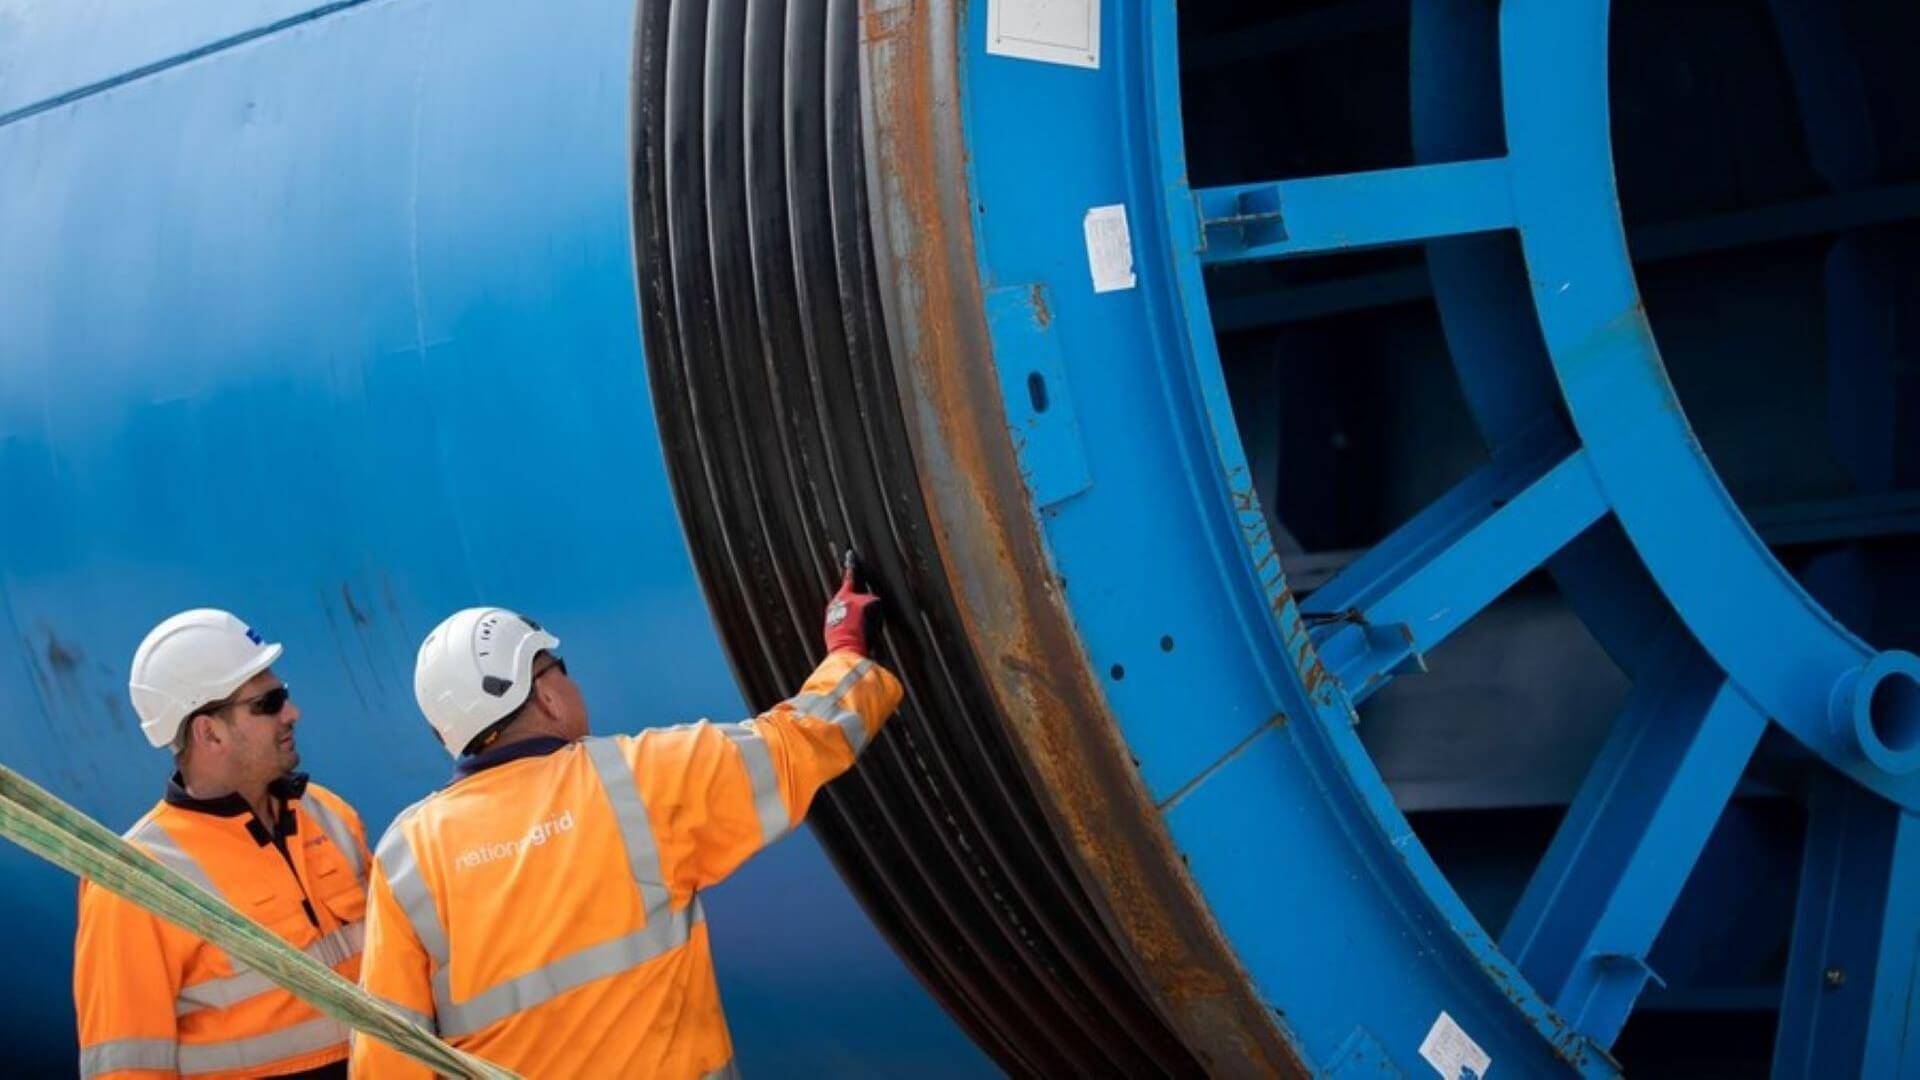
76, 609, 373, 1079
352, 560, 897, 1078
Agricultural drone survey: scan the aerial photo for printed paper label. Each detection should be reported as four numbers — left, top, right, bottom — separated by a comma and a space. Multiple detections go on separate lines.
987, 0, 1100, 69
1419, 1012, 1491, 1079
1083, 204, 1136, 293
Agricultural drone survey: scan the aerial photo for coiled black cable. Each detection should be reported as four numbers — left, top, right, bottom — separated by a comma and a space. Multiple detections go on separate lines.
632, 0, 1202, 1073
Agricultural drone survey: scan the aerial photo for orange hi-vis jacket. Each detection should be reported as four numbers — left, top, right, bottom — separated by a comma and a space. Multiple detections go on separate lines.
75, 775, 372, 1079
351, 651, 903, 1079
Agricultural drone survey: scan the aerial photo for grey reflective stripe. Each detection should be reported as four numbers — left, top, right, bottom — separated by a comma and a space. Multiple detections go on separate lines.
789, 659, 877, 754
178, 970, 268, 1015
369, 801, 447, 1031
435, 901, 705, 1038
374, 801, 450, 968
704, 1060, 742, 1080
126, 817, 221, 895
175, 1015, 348, 1075
371, 799, 447, 1031
301, 795, 366, 882
177, 923, 365, 1015
370, 997, 437, 1035
308, 919, 364, 967
582, 736, 671, 914
80, 1038, 176, 1077
717, 722, 790, 845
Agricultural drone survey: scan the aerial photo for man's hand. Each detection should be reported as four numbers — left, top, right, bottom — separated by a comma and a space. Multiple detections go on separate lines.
824, 549, 885, 657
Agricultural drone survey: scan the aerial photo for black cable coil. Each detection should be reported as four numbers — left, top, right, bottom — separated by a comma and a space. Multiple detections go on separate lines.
631, 0, 1203, 1073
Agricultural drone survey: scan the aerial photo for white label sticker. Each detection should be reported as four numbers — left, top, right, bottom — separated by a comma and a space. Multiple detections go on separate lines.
987, 0, 1100, 70
1083, 204, 1136, 293
1420, 1012, 1491, 1079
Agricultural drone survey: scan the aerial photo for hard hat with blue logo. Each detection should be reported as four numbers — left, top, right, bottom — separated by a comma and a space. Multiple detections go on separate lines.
128, 608, 284, 749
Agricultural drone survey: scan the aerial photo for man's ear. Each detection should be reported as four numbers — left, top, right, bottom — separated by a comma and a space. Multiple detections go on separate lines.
188, 714, 220, 749
532, 676, 559, 717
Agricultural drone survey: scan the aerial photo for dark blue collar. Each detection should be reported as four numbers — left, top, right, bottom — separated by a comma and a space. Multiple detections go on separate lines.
163, 772, 308, 845
453, 736, 572, 780
165, 771, 309, 817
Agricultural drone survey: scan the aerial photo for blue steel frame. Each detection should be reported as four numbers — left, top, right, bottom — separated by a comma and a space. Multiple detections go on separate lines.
959, 0, 1920, 1075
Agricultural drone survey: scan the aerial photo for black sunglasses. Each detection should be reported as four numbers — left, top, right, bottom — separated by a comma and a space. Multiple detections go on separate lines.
198, 684, 292, 719
534, 656, 568, 680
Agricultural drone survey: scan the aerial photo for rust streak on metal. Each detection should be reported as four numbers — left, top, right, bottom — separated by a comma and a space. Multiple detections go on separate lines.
1029, 283, 1052, 329
1230, 481, 1339, 709
1269, 591, 1332, 697
858, 2, 1303, 1074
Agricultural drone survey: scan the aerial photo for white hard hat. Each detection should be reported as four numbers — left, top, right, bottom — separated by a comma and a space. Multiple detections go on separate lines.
129, 609, 285, 749
415, 607, 560, 757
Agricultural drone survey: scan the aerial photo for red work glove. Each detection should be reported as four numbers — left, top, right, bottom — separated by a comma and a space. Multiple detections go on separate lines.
824, 550, 884, 657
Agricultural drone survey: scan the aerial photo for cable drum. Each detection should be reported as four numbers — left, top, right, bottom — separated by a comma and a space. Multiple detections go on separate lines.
631, 0, 1211, 1073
